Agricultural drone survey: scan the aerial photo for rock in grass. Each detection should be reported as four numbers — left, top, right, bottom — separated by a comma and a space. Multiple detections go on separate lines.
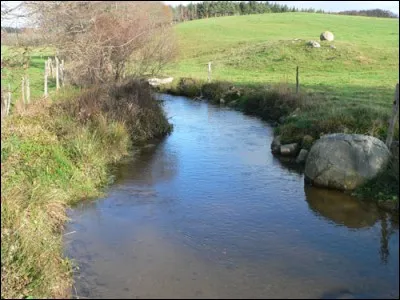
307, 40, 320, 48
271, 135, 281, 154
305, 134, 390, 191
296, 149, 309, 164
320, 31, 334, 41
148, 77, 173, 86
280, 143, 299, 157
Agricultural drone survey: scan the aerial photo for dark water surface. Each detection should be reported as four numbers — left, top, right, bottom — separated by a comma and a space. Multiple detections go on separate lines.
65, 94, 399, 299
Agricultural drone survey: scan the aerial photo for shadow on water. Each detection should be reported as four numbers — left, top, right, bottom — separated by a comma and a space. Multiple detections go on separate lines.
111, 137, 175, 184
305, 185, 399, 266
304, 186, 379, 229
304, 187, 399, 299
377, 209, 399, 265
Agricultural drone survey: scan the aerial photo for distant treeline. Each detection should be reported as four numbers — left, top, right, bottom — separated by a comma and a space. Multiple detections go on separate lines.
169, 1, 324, 22
169, 1, 398, 22
337, 9, 398, 18
1, 27, 23, 33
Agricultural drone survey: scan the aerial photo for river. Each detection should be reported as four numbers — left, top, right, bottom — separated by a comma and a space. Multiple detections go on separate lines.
64, 94, 399, 299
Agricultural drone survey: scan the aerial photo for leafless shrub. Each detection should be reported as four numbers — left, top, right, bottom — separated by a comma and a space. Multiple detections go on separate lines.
24, 1, 177, 86
55, 79, 172, 142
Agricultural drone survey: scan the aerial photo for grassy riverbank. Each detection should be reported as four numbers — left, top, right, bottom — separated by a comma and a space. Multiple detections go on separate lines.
160, 78, 399, 145
157, 77, 399, 209
1, 82, 171, 298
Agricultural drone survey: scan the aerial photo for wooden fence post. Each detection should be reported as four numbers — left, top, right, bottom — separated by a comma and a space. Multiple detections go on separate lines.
55, 56, 60, 90
44, 60, 48, 97
26, 77, 30, 104
1, 93, 5, 120
296, 66, 299, 94
60, 59, 64, 87
7, 84, 11, 116
21, 77, 25, 104
386, 83, 399, 148
45, 60, 49, 76
44, 74, 48, 98
208, 62, 212, 83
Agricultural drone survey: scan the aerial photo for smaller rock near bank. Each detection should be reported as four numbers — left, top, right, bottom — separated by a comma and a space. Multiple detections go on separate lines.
296, 149, 309, 164
148, 77, 173, 86
280, 143, 299, 157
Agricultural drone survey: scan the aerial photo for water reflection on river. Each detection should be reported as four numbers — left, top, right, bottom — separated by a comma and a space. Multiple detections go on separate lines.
65, 94, 399, 299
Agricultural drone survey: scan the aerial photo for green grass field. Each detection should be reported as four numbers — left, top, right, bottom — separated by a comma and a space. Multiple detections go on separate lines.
164, 13, 399, 105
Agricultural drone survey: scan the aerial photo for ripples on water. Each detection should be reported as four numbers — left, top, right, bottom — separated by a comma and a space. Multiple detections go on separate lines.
65, 94, 399, 299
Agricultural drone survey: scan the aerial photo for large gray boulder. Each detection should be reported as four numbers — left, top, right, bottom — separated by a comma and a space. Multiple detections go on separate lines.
320, 31, 334, 41
305, 134, 390, 190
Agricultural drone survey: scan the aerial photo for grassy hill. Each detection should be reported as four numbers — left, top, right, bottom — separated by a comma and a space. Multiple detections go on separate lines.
165, 13, 399, 104
162, 13, 399, 203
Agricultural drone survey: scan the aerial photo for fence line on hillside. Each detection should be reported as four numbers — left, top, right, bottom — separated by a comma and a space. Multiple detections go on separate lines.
202, 63, 399, 147
43, 56, 66, 97
203, 61, 301, 90
1, 55, 67, 120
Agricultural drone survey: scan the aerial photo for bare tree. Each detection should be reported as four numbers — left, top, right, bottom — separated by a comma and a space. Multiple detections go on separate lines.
1, 2, 25, 21
24, 1, 177, 86
1, 1, 36, 106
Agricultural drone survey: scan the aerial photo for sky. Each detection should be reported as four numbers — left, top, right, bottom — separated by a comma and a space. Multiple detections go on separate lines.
2, 1, 399, 27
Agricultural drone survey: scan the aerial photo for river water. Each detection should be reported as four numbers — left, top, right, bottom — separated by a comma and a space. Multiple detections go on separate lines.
64, 94, 399, 299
